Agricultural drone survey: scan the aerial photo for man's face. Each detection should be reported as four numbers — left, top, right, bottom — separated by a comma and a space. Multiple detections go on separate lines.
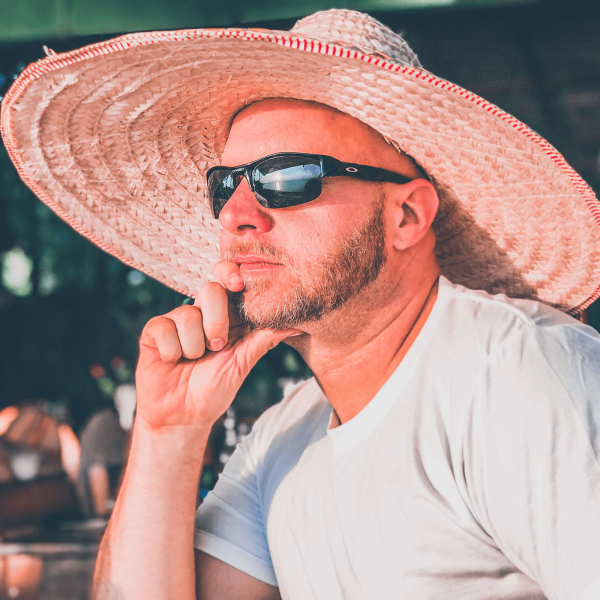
218, 99, 417, 329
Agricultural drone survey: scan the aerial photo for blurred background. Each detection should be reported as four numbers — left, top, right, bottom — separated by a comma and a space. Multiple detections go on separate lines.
1, 0, 599, 597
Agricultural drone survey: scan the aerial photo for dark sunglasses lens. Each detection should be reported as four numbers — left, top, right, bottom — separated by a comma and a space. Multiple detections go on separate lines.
208, 170, 236, 218
254, 156, 323, 208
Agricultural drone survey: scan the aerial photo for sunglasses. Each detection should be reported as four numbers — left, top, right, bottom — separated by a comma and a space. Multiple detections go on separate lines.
206, 152, 414, 219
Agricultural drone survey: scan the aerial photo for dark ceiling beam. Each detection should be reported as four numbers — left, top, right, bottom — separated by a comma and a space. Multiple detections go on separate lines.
0, 0, 539, 42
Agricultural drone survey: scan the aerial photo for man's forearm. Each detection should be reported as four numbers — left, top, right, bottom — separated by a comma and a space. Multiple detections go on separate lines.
93, 420, 210, 600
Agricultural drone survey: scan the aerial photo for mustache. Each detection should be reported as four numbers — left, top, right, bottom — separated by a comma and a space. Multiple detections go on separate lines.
223, 240, 293, 268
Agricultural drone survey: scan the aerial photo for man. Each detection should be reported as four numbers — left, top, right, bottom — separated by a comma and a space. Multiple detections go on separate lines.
2, 9, 600, 600
75, 383, 135, 518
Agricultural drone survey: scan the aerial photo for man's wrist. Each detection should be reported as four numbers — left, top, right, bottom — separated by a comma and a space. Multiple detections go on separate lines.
128, 417, 211, 478
134, 414, 213, 442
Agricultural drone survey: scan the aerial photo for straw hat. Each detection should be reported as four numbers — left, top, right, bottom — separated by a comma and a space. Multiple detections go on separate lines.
2, 9, 599, 313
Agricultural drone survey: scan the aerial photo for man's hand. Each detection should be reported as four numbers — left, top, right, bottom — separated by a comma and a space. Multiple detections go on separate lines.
135, 260, 300, 431
94, 261, 299, 600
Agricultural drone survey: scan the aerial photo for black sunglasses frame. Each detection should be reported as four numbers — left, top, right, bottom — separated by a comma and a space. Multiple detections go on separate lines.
206, 152, 414, 219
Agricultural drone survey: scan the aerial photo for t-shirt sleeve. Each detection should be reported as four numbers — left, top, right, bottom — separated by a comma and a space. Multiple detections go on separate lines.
464, 322, 600, 600
194, 430, 277, 587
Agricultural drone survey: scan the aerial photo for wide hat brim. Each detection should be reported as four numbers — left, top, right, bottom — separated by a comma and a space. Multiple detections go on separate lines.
2, 12, 600, 313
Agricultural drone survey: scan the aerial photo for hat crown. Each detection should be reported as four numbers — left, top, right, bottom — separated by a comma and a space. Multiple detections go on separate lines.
290, 9, 422, 68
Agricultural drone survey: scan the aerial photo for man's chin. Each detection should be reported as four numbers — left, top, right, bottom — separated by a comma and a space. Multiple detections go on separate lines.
239, 288, 288, 316
240, 271, 292, 299
237, 287, 308, 330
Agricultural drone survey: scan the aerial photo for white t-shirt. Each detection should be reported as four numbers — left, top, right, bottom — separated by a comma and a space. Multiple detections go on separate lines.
195, 276, 600, 600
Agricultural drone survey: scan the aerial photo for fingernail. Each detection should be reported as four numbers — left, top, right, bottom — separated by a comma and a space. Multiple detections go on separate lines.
230, 274, 244, 288
209, 338, 225, 351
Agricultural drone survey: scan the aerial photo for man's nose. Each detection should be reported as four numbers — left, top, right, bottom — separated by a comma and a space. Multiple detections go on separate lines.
218, 178, 274, 234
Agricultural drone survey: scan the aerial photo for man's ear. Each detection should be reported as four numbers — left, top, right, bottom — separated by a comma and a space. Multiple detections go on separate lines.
388, 179, 439, 251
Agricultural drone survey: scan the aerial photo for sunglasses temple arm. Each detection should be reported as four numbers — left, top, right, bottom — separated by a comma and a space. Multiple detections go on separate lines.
325, 163, 413, 184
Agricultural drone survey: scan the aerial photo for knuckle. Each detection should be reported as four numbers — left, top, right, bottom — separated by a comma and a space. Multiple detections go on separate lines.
214, 261, 236, 280
144, 316, 171, 336
214, 260, 233, 272
154, 319, 175, 337
145, 315, 165, 329
172, 304, 192, 314
181, 333, 206, 356
178, 307, 201, 326
202, 281, 226, 296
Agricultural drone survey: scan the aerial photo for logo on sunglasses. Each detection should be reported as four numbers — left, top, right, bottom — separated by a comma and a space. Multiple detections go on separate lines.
346, 167, 358, 173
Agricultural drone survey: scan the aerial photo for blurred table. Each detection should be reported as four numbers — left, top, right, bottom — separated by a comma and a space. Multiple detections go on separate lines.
0, 518, 106, 600
0, 475, 77, 529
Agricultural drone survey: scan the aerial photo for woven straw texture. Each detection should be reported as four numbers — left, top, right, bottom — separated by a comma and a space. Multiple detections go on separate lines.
2, 9, 600, 313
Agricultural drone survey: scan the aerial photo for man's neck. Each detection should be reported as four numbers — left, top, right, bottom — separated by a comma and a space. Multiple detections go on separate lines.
291, 269, 440, 425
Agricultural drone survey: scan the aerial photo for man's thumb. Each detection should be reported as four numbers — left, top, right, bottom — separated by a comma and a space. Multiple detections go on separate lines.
234, 328, 303, 373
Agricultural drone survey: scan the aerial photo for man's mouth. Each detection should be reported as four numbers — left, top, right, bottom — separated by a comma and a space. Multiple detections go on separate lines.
234, 255, 284, 276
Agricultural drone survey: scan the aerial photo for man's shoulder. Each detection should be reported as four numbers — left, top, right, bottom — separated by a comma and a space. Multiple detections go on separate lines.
438, 276, 599, 357
429, 279, 600, 446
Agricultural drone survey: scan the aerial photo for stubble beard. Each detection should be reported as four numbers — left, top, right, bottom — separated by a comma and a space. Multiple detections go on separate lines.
225, 195, 388, 330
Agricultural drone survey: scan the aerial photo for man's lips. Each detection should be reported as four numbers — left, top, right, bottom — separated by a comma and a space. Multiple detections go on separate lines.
234, 255, 283, 275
